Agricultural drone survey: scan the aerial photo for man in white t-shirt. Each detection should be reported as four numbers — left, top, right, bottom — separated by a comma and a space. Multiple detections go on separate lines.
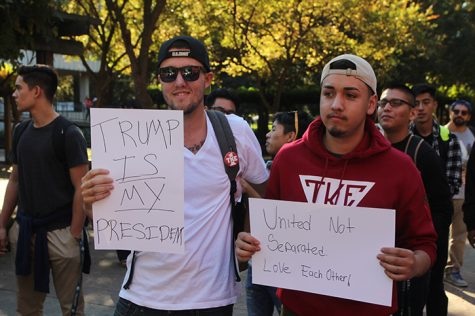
444, 99, 475, 287
81, 36, 268, 315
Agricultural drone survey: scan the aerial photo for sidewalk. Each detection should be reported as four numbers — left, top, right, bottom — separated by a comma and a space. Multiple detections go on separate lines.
0, 177, 474, 315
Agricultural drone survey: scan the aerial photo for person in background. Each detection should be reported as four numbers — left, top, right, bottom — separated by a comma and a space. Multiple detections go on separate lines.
377, 83, 453, 315
243, 110, 313, 316
0, 65, 89, 315
410, 83, 462, 316
205, 88, 240, 114
444, 99, 475, 287
463, 144, 475, 249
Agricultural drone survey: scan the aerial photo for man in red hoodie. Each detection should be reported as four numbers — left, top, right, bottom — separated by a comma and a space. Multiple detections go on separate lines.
236, 54, 437, 316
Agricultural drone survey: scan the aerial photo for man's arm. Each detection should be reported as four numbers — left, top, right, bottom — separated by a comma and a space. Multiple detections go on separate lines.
241, 179, 267, 198
69, 164, 89, 238
0, 165, 19, 254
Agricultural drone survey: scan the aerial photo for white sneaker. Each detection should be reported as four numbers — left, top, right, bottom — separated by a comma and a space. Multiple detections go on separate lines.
445, 271, 468, 287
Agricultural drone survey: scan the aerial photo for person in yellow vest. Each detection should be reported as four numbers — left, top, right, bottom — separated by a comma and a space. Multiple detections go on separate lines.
410, 83, 462, 316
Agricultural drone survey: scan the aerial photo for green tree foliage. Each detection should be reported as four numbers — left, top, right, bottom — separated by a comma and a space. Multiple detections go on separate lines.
0, 0, 55, 64
64, 0, 131, 107
164, 0, 436, 138
169, 0, 435, 105
416, 1, 475, 99
105, 0, 167, 108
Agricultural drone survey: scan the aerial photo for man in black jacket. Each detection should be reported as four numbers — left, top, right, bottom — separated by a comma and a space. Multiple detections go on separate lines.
378, 83, 453, 316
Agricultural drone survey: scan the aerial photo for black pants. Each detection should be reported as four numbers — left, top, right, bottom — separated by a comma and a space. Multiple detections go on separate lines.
395, 273, 430, 316
426, 226, 449, 316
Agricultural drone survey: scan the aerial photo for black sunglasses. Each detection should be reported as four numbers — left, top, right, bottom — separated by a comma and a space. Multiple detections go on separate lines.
159, 66, 205, 83
378, 98, 413, 108
452, 109, 468, 116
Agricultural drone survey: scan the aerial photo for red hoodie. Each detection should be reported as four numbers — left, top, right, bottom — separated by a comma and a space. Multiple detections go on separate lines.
266, 117, 437, 316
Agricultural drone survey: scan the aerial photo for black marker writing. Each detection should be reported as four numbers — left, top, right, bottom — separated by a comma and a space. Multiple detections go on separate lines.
95, 218, 183, 245
262, 207, 311, 231
91, 117, 119, 153
329, 216, 355, 234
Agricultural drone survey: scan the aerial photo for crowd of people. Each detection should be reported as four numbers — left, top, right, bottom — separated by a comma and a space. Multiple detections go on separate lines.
0, 34, 474, 316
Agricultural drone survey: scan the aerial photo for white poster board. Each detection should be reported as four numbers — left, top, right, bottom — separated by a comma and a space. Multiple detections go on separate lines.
90, 108, 184, 253
249, 198, 395, 306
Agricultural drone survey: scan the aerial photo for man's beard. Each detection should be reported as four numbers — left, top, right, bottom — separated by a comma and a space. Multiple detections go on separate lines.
453, 117, 467, 127
167, 101, 200, 115
327, 127, 346, 138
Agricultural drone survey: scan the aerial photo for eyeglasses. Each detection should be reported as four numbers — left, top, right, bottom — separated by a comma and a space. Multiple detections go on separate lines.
378, 98, 413, 108
452, 109, 469, 116
159, 66, 205, 83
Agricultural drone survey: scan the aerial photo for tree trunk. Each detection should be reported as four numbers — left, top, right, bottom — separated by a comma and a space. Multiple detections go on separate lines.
133, 74, 154, 108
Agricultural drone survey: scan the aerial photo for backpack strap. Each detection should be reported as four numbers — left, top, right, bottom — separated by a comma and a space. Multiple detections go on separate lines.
404, 134, 424, 165
206, 110, 242, 282
52, 115, 75, 168
11, 119, 32, 162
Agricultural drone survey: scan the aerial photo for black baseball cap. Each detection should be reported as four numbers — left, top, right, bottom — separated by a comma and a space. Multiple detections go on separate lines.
157, 36, 211, 72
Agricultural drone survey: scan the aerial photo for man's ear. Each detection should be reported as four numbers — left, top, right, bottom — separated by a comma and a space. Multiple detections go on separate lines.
409, 107, 417, 122
367, 94, 378, 116
204, 72, 213, 90
286, 131, 297, 142
32, 85, 42, 99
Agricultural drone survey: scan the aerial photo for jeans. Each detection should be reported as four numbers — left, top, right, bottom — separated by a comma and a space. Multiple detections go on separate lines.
246, 265, 282, 316
114, 298, 233, 316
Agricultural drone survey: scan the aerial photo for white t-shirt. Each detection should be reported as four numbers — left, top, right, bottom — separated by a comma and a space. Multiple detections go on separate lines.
119, 113, 268, 310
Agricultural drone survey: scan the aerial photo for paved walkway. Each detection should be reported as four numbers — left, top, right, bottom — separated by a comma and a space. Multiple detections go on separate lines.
0, 177, 473, 315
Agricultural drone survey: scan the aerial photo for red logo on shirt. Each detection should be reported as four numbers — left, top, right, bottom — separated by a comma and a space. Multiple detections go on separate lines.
224, 151, 239, 167
299, 175, 374, 207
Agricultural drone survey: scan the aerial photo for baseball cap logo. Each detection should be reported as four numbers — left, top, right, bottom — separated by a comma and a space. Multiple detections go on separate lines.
171, 50, 191, 57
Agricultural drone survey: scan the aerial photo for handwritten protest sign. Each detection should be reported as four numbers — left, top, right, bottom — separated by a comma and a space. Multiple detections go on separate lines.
90, 108, 184, 253
249, 198, 395, 306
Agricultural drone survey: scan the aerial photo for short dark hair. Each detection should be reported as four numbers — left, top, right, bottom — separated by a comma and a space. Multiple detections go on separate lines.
17, 64, 58, 103
274, 111, 313, 139
205, 88, 240, 111
382, 82, 415, 107
451, 99, 473, 113
412, 83, 436, 99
